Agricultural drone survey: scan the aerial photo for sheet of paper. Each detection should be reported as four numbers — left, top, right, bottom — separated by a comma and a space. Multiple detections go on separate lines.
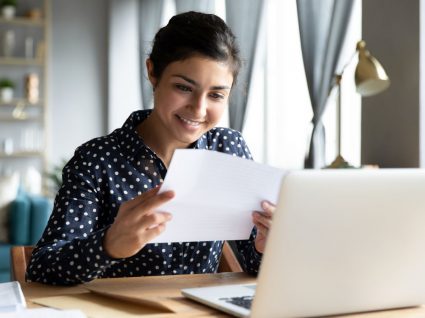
0, 308, 86, 318
0, 281, 26, 312
154, 149, 287, 243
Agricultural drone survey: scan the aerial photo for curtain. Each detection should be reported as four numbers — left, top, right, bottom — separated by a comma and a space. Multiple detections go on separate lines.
175, 0, 215, 13
108, 0, 142, 132
297, 0, 354, 168
139, 0, 165, 110
226, 0, 264, 132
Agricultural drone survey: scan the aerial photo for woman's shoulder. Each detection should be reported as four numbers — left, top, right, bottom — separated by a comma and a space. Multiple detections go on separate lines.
206, 126, 244, 142
75, 134, 119, 156
204, 127, 252, 159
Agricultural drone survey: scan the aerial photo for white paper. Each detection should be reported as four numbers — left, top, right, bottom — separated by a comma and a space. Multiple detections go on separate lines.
0, 308, 86, 318
154, 149, 287, 243
0, 281, 26, 313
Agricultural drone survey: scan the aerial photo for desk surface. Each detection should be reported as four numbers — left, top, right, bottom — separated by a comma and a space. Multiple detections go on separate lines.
21, 273, 425, 318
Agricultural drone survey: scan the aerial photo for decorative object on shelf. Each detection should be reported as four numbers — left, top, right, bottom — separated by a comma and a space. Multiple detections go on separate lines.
12, 100, 27, 119
25, 37, 34, 59
1, 138, 13, 154
0, 0, 17, 19
327, 40, 390, 169
36, 40, 45, 60
25, 8, 41, 20
0, 78, 15, 102
2, 29, 15, 57
25, 73, 39, 103
23, 166, 42, 195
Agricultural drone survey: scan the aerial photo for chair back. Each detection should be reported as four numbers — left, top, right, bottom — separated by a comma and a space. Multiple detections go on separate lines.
218, 241, 243, 273
10, 242, 240, 283
10, 246, 34, 284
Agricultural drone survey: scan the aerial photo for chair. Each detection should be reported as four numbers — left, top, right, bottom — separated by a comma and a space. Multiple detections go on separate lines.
218, 241, 243, 273
0, 191, 51, 282
10, 241, 242, 284
10, 246, 34, 284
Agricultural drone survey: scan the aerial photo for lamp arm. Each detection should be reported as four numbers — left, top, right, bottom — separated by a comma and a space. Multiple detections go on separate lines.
338, 49, 358, 76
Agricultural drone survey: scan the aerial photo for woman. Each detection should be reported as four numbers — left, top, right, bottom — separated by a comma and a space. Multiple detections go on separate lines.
27, 11, 274, 285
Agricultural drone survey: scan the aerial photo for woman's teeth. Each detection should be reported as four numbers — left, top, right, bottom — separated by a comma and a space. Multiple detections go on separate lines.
178, 115, 201, 126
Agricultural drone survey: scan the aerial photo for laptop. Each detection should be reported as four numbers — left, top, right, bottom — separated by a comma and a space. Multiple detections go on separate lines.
182, 169, 425, 318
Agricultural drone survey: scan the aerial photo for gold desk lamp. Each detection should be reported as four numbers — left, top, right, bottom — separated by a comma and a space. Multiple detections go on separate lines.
327, 40, 390, 168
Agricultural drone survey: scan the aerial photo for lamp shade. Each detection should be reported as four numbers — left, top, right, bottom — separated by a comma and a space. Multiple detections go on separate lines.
354, 40, 390, 97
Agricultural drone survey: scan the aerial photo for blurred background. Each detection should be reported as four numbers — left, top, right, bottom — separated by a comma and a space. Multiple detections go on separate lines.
0, 0, 421, 196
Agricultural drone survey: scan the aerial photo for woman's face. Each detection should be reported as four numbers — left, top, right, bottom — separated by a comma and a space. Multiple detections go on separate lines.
147, 55, 234, 147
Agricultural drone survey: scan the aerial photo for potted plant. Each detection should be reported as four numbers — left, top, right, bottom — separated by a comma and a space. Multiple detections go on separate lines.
0, 0, 17, 19
0, 78, 15, 102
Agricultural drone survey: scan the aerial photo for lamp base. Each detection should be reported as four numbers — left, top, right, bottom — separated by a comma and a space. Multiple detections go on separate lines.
326, 155, 356, 169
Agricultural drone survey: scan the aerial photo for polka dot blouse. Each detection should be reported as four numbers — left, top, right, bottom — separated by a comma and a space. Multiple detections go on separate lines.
27, 110, 262, 285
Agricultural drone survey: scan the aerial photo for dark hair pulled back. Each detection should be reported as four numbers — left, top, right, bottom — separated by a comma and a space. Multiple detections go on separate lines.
149, 11, 241, 84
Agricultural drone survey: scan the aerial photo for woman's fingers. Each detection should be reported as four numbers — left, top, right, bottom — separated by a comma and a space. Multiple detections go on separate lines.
123, 186, 162, 210
254, 221, 268, 235
261, 201, 275, 215
253, 211, 272, 229
139, 212, 172, 230
133, 190, 175, 215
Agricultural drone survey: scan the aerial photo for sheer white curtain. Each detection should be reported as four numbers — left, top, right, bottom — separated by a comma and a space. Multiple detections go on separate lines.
243, 0, 361, 169
243, 0, 312, 169
108, 0, 228, 132
108, 0, 142, 132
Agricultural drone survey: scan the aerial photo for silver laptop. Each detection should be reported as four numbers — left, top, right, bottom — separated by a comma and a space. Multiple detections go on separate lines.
182, 169, 425, 318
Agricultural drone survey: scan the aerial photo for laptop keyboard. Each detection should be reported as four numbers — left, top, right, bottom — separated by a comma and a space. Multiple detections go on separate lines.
219, 296, 254, 309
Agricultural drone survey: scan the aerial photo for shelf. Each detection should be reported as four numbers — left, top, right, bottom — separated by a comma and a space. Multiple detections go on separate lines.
0, 99, 44, 106
0, 57, 44, 66
0, 17, 45, 27
0, 151, 43, 158
0, 116, 41, 122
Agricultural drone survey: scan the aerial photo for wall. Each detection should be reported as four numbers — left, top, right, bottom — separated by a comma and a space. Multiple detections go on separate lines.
362, 0, 420, 167
48, 0, 108, 166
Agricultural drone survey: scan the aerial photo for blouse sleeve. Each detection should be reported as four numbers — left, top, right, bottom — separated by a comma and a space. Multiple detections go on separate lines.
26, 147, 122, 285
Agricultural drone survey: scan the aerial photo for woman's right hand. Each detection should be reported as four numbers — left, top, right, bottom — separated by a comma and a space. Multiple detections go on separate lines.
103, 187, 175, 259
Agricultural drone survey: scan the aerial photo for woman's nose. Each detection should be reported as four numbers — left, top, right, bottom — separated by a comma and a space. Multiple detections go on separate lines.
190, 94, 207, 117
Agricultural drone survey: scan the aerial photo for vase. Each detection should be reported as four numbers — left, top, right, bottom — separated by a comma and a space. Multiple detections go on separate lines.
1, 6, 16, 19
0, 87, 14, 103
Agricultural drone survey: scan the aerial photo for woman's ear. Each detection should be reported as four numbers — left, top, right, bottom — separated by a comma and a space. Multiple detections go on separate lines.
146, 59, 157, 88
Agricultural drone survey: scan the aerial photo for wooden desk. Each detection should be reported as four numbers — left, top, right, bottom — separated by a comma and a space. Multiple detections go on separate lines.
21, 273, 425, 318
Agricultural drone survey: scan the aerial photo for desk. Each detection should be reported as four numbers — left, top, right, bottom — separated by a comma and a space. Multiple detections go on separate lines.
21, 273, 425, 318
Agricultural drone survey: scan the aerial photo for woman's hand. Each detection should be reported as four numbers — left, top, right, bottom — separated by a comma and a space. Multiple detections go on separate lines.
103, 187, 175, 259
252, 201, 276, 254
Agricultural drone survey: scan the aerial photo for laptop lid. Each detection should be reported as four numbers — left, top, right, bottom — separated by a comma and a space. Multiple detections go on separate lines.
252, 168, 425, 317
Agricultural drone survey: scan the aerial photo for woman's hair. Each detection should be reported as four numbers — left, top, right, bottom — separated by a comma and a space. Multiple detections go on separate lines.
149, 11, 241, 84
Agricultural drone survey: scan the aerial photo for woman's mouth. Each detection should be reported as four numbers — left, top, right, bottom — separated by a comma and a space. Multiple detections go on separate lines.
176, 115, 203, 127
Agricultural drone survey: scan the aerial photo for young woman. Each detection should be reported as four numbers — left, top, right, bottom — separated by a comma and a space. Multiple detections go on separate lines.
27, 11, 275, 285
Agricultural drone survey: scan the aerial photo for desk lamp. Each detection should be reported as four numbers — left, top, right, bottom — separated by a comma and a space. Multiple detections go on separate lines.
328, 40, 390, 168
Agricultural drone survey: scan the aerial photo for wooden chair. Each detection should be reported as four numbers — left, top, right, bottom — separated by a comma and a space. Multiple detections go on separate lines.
10, 242, 241, 283
10, 245, 34, 284
218, 241, 243, 273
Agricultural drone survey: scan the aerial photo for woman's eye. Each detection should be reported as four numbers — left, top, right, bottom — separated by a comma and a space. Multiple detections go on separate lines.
209, 92, 225, 100
175, 84, 192, 92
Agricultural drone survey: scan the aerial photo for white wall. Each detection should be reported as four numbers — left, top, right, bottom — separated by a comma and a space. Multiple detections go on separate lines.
48, 0, 108, 166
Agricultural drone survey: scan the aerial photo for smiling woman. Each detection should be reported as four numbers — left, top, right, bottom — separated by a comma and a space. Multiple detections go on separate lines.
138, 56, 234, 166
27, 11, 275, 286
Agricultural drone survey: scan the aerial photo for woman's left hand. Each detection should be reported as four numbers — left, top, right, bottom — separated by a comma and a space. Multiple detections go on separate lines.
252, 201, 276, 254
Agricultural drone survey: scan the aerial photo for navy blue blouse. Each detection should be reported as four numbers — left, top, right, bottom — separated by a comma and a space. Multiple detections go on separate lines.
27, 110, 262, 285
